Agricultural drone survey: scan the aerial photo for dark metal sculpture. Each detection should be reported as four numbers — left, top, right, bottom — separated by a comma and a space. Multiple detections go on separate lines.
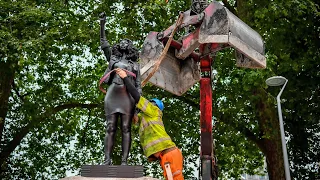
99, 12, 142, 165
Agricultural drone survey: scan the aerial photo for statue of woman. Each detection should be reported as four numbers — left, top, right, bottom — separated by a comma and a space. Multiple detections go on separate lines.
99, 12, 142, 165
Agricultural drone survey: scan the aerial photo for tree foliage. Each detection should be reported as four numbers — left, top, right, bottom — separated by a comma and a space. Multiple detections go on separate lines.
0, 0, 319, 180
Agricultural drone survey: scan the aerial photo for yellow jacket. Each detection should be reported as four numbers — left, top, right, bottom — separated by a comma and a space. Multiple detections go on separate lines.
136, 96, 175, 159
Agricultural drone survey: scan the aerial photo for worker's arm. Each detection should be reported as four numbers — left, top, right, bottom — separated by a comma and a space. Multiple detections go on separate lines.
115, 69, 160, 117
123, 76, 140, 104
115, 68, 140, 103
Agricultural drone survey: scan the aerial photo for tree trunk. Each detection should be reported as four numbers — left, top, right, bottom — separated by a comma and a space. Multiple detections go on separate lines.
261, 138, 286, 180
0, 61, 14, 148
0, 61, 15, 175
237, 0, 249, 22
254, 88, 286, 180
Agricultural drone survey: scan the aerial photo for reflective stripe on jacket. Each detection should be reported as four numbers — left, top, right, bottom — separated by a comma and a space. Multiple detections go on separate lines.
136, 97, 175, 158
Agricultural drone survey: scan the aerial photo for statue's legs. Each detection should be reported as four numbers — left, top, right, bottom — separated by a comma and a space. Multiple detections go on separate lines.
104, 113, 119, 165
120, 113, 133, 165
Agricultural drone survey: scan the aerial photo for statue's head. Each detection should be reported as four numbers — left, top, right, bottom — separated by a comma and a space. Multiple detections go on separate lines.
113, 38, 139, 62
191, 0, 208, 14
119, 38, 133, 51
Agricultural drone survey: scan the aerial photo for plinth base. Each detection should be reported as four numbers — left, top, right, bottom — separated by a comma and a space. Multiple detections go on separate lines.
61, 176, 159, 180
81, 165, 143, 178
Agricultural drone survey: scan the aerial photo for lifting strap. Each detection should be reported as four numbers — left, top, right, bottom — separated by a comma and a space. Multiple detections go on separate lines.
141, 13, 184, 87
99, 69, 136, 94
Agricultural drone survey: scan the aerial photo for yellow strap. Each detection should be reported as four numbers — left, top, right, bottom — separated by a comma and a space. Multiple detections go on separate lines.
141, 99, 149, 112
142, 120, 164, 131
140, 117, 164, 132
143, 137, 171, 151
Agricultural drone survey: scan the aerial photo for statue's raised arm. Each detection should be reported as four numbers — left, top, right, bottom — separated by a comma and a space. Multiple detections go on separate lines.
99, 12, 111, 61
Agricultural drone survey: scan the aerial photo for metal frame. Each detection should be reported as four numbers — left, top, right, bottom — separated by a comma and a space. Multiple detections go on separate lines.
139, 1, 267, 179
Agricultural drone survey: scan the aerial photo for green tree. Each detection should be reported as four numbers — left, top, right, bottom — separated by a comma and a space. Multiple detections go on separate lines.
212, 0, 319, 179
0, 0, 319, 180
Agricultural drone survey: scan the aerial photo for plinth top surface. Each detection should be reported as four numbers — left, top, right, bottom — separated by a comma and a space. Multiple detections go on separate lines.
61, 176, 159, 180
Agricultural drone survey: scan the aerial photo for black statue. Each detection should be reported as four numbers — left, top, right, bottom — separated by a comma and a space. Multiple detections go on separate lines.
99, 12, 142, 165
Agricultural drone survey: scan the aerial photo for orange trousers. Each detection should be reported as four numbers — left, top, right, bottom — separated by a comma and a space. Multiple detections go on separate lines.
160, 148, 184, 180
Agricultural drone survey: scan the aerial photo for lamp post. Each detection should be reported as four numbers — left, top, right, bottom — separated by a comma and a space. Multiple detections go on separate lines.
266, 76, 291, 180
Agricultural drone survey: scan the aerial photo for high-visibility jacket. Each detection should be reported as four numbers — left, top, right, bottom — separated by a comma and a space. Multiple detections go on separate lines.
136, 96, 176, 159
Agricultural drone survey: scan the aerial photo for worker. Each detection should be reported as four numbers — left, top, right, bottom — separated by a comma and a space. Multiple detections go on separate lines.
115, 68, 184, 180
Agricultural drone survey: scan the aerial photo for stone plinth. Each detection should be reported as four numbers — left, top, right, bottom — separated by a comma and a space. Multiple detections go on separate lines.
60, 176, 159, 180
80, 165, 144, 178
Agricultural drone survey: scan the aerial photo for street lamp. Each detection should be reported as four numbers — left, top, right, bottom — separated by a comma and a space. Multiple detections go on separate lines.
266, 76, 291, 180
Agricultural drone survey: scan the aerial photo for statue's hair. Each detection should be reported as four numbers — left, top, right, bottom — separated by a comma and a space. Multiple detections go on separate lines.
111, 39, 139, 62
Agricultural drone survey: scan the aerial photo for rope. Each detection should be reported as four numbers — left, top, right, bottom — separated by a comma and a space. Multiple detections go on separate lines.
141, 13, 184, 87
99, 69, 136, 94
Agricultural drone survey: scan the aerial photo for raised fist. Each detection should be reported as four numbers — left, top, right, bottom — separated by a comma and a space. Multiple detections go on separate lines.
99, 12, 106, 21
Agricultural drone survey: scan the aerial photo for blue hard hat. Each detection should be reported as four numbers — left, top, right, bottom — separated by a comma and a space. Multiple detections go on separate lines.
150, 98, 164, 111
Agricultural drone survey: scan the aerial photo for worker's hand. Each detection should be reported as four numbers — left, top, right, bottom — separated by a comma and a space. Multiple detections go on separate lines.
132, 114, 139, 124
115, 68, 127, 78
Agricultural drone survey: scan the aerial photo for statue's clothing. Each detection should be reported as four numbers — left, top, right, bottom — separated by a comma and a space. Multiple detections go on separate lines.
103, 55, 140, 115
104, 83, 134, 115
